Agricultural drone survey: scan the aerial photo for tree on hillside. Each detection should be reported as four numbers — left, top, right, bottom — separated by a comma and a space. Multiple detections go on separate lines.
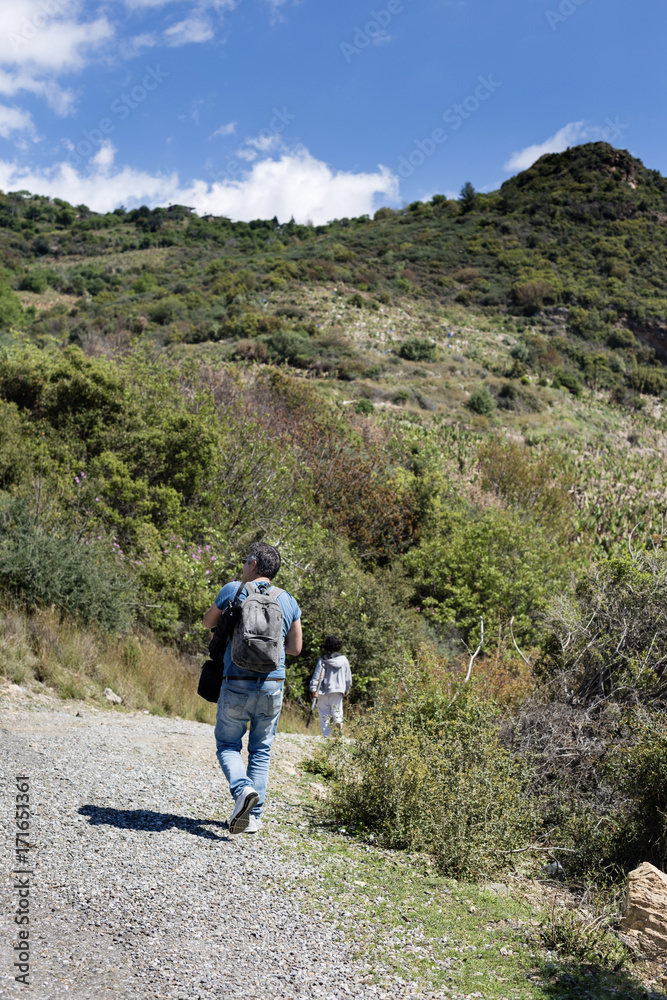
0, 284, 25, 331
459, 181, 478, 213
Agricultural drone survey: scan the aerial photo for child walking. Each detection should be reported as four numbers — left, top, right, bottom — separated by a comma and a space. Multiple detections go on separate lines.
309, 635, 352, 736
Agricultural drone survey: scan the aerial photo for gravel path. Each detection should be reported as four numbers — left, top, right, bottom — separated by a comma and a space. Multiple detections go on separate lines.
0, 684, 450, 1000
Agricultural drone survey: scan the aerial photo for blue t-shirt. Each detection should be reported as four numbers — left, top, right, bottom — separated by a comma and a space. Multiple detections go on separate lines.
214, 580, 301, 680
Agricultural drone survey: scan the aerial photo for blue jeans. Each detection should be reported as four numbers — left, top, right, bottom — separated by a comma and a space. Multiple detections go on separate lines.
214, 678, 284, 818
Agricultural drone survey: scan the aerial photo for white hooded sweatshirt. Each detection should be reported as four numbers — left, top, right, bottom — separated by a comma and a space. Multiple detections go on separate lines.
309, 654, 352, 696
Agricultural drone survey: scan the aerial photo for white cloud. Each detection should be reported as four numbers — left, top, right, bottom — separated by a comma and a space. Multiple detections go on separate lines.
119, 33, 157, 58
209, 121, 237, 139
0, 158, 178, 212
0, 3, 113, 73
504, 122, 594, 172
91, 140, 116, 171
0, 146, 399, 224
0, 2, 112, 117
0, 103, 36, 139
164, 16, 214, 46
164, 148, 398, 223
0, 68, 75, 115
245, 130, 282, 153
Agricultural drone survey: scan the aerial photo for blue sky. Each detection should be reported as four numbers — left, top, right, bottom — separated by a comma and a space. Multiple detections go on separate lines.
0, 0, 663, 222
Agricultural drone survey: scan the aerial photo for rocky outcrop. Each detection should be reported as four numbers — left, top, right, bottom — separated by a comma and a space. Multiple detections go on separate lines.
621, 862, 667, 953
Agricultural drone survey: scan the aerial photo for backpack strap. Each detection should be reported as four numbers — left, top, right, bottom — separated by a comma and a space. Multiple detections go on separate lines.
246, 581, 285, 600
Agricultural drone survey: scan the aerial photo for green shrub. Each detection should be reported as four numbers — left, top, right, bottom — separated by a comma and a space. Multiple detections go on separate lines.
19, 272, 48, 293
607, 328, 636, 350
510, 340, 531, 364
354, 398, 374, 415
132, 273, 159, 294
268, 330, 315, 367
0, 503, 135, 631
628, 365, 667, 396
608, 714, 667, 869
335, 359, 367, 380
0, 283, 25, 330
325, 687, 533, 878
468, 386, 496, 415
540, 904, 635, 972
398, 337, 436, 362
511, 278, 558, 314
478, 437, 575, 537
149, 297, 182, 325
278, 534, 424, 703
301, 752, 335, 779
405, 504, 566, 647
0, 344, 125, 446
552, 369, 582, 397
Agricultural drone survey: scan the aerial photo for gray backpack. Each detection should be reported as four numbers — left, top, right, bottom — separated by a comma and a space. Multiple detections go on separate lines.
230, 582, 285, 673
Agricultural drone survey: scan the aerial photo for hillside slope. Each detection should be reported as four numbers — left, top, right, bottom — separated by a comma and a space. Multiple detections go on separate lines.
1, 141, 667, 670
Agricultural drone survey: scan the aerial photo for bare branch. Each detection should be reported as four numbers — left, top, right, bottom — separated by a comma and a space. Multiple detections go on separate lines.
446, 617, 483, 711
496, 845, 579, 855
509, 616, 532, 667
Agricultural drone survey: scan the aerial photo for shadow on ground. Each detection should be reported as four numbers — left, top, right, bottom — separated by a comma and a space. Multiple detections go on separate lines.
79, 805, 229, 840
536, 958, 667, 999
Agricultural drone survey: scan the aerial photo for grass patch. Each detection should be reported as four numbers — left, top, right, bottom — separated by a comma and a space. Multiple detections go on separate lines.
279, 803, 659, 1000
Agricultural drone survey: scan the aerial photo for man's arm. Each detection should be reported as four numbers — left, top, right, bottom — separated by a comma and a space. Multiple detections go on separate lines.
285, 619, 302, 657
203, 604, 222, 630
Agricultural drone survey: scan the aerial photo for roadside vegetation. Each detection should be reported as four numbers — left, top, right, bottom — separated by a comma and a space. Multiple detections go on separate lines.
2, 140, 667, 995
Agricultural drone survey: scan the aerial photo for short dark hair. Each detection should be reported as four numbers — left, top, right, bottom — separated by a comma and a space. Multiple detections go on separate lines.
323, 634, 343, 653
247, 541, 281, 580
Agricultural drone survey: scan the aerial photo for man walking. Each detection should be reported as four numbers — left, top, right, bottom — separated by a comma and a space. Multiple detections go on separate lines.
203, 542, 302, 834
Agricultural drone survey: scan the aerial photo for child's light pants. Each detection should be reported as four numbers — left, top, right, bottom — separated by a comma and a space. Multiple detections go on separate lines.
317, 692, 344, 737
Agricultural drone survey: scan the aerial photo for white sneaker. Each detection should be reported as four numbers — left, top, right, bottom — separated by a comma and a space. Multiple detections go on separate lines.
244, 815, 263, 834
229, 786, 259, 835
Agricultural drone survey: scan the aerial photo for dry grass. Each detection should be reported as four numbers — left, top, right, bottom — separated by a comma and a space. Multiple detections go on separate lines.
15, 288, 78, 313
0, 603, 314, 731
42, 246, 174, 270
0, 604, 217, 723
277, 700, 310, 734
